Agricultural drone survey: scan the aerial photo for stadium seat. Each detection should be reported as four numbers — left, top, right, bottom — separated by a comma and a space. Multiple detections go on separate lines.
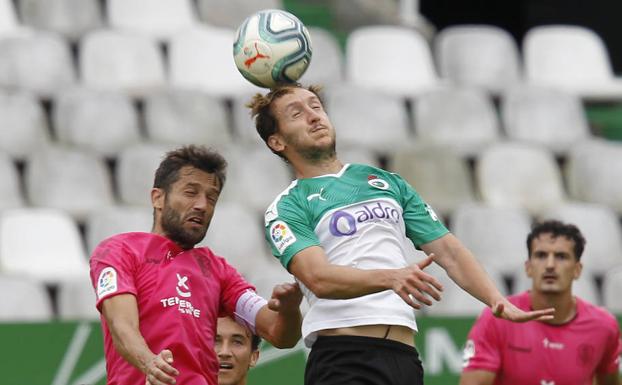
501, 86, 591, 154
80, 30, 166, 96
0, 89, 50, 159
602, 266, 622, 314
25, 146, 115, 220
434, 25, 521, 94
513, 268, 600, 305
0, 30, 76, 97
476, 142, 565, 214
53, 87, 141, 157
300, 27, 344, 85
0, 0, 21, 37
540, 202, 622, 276
346, 26, 440, 96
523, 25, 622, 101
18, 0, 102, 41
107, 0, 196, 41
144, 89, 232, 147
57, 275, 99, 320
0, 275, 53, 321
199, 201, 270, 278
219, 146, 293, 214
324, 84, 411, 154
336, 146, 381, 168
424, 262, 507, 316
0, 152, 23, 210
413, 87, 500, 157
117, 144, 172, 206
169, 25, 261, 97
231, 92, 261, 146
196, 0, 283, 29
85, 206, 152, 254
389, 145, 475, 217
0, 208, 88, 283
565, 139, 622, 213
450, 203, 532, 276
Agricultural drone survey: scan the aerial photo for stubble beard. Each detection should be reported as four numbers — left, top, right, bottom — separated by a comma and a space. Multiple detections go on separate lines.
161, 204, 208, 250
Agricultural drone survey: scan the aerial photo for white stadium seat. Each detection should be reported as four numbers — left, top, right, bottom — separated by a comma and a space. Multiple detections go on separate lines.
196, 0, 283, 29
523, 25, 622, 101
117, 144, 172, 206
300, 27, 345, 85
86, 206, 153, 254
80, 30, 166, 96
602, 266, 622, 314
18, 0, 102, 41
53, 87, 141, 157
477, 142, 565, 214
144, 89, 232, 147
435, 25, 521, 94
0, 275, 53, 321
0, 89, 50, 159
501, 86, 591, 154
346, 26, 440, 96
57, 275, 99, 320
107, 0, 196, 41
0, 209, 88, 283
413, 87, 500, 157
0, 0, 23, 37
0, 152, 24, 210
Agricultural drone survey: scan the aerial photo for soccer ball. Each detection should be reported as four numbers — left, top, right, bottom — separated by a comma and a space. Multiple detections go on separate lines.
233, 9, 312, 89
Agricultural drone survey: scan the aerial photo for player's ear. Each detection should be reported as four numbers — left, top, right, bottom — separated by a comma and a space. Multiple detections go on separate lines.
151, 188, 165, 210
573, 260, 582, 280
249, 350, 259, 367
524, 259, 533, 278
268, 134, 285, 153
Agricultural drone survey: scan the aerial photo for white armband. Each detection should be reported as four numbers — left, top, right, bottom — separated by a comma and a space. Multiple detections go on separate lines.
234, 290, 268, 334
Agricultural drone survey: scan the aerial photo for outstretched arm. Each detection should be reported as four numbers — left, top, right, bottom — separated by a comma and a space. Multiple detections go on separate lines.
255, 282, 303, 348
101, 294, 179, 385
421, 233, 554, 322
288, 245, 443, 309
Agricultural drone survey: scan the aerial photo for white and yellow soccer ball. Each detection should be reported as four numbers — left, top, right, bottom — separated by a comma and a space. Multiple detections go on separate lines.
233, 9, 312, 89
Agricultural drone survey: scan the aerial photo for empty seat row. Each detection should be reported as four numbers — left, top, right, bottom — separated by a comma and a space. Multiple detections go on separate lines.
0, 0, 283, 41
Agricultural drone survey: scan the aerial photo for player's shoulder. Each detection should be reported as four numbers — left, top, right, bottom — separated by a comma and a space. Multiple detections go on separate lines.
577, 296, 620, 328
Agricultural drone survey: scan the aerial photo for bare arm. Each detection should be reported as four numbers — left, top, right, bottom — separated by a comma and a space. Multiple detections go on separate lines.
255, 282, 304, 348
288, 245, 443, 309
595, 373, 621, 385
101, 294, 179, 385
459, 370, 496, 385
421, 233, 554, 322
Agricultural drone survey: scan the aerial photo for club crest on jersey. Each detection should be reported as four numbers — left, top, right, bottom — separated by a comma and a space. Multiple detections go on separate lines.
270, 221, 297, 253
329, 201, 401, 237
97, 267, 118, 299
367, 175, 389, 190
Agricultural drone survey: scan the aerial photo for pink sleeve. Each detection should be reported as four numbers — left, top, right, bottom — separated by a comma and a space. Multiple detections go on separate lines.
596, 315, 622, 374
462, 308, 502, 373
216, 257, 255, 317
89, 236, 138, 311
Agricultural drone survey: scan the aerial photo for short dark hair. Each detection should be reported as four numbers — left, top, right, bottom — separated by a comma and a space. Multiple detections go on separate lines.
251, 334, 261, 351
526, 220, 586, 260
153, 145, 227, 192
247, 83, 324, 161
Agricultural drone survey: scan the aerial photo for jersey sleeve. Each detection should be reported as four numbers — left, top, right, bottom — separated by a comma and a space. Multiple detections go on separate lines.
89, 236, 138, 311
216, 256, 255, 317
462, 308, 502, 373
596, 313, 622, 374
264, 194, 320, 270
393, 174, 449, 246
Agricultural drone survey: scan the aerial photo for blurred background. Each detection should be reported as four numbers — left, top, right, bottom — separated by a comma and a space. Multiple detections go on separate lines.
0, 0, 621, 384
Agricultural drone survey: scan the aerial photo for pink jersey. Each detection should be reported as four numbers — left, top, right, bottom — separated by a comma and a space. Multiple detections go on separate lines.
462, 292, 621, 385
89, 232, 254, 385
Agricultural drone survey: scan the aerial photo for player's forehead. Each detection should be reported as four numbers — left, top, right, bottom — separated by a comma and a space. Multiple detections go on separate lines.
217, 317, 252, 339
172, 166, 221, 191
530, 232, 575, 253
274, 88, 319, 110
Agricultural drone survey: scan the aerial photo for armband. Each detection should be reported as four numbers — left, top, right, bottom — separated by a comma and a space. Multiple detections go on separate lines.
234, 290, 268, 334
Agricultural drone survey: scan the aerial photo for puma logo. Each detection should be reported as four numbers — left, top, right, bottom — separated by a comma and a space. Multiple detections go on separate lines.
307, 188, 327, 202
244, 42, 270, 68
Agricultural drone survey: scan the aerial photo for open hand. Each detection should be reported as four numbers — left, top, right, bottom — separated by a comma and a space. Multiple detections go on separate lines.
392, 254, 443, 309
144, 349, 179, 385
492, 298, 555, 322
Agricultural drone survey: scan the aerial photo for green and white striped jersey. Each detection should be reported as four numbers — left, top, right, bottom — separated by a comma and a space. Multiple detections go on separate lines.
264, 163, 448, 346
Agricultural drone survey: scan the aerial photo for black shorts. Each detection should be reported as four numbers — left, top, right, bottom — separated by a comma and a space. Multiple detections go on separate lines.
305, 335, 424, 385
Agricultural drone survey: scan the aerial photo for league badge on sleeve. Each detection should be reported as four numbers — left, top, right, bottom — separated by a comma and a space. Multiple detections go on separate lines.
270, 221, 297, 254
97, 267, 118, 299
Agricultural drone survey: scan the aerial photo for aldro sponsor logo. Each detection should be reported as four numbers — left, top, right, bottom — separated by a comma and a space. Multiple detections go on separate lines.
160, 273, 201, 318
329, 201, 400, 236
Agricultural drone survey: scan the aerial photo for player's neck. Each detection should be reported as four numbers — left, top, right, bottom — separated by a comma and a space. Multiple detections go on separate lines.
530, 290, 577, 325
292, 157, 344, 179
